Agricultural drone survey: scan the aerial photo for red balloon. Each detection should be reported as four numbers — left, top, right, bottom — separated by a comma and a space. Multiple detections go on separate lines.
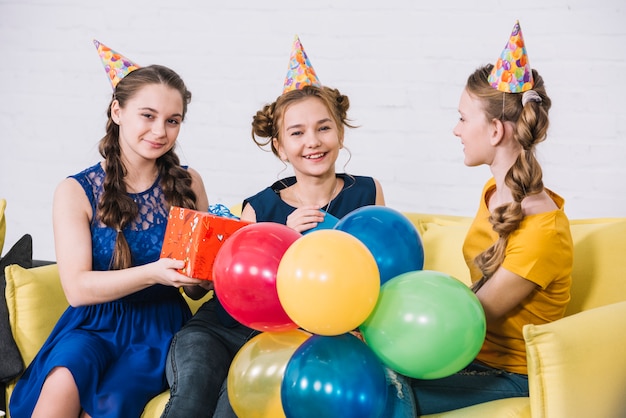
213, 222, 302, 331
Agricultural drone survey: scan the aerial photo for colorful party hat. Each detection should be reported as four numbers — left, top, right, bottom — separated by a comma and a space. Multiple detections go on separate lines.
93, 39, 140, 90
488, 21, 534, 93
283, 35, 321, 94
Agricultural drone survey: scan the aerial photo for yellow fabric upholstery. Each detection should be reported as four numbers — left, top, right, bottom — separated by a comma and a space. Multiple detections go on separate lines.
566, 218, 626, 315
229, 202, 242, 217
142, 392, 170, 416
408, 213, 473, 286
4, 264, 68, 415
0, 198, 7, 255
425, 397, 530, 418
4, 214, 626, 418
5, 264, 68, 367
524, 301, 626, 418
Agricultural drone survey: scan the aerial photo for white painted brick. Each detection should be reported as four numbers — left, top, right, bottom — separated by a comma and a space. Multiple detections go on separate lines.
0, 0, 624, 260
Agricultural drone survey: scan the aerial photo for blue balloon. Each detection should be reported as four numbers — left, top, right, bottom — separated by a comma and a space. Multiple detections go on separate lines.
281, 333, 388, 418
334, 206, 424, 285
302, 210, 340, 235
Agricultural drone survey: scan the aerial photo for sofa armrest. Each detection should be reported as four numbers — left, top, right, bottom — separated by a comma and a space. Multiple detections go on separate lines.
524, 301, 626, 418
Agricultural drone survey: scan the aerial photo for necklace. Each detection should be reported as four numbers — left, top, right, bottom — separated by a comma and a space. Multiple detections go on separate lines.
293, 177, 339, 212
125, 167, 159, 194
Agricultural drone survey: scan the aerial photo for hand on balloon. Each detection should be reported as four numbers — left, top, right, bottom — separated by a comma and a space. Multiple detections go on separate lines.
285, 206, 325, 233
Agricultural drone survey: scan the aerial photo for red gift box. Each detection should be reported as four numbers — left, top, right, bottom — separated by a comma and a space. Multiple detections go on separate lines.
160, 206, 251, 280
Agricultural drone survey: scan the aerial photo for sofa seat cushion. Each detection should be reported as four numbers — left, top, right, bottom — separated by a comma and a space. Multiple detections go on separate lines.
142, 391, 169, 417
423, 396, 530, 417
524, 300, 626, 418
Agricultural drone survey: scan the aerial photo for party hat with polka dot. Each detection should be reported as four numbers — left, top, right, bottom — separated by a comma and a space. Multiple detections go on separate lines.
488, 21, 534, 93
93, 39, 140, 90
283, 35, 321, 94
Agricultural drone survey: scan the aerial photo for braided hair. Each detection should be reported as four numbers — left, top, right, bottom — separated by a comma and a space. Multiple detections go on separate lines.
467, 64, 552, 289
97, 65, 197, 269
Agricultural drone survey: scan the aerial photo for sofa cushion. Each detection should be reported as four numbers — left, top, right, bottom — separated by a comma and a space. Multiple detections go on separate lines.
5, 264, 68, 367
567, 218, 626, 315
142, 391, 170, 417
1, 234, 33, 382
423, 396, 530, 418
524, 300, 626, 418
404, 213, 473, 286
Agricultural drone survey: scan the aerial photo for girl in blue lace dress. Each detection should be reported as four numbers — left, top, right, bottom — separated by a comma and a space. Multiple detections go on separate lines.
9, 64, 209, 418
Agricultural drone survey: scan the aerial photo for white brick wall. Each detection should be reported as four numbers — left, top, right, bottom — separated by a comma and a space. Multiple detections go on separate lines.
1, 0, 625, 260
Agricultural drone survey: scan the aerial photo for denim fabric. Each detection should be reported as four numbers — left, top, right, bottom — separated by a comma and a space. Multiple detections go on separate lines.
410, 361, 529, 415
382, 368, 417, 418
161, 298, 259, 418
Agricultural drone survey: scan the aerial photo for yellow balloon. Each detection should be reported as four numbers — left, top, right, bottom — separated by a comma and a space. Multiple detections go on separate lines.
276, 229, 380, 335
228, 329, 311, 418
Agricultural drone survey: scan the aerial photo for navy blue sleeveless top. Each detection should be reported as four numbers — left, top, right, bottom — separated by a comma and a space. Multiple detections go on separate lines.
242, 174, 376, 223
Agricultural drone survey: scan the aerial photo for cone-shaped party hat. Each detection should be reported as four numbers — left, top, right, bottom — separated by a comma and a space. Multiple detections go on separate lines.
283, 35, 321, 94
93, 39, 140, 90
488, 21, 534, 93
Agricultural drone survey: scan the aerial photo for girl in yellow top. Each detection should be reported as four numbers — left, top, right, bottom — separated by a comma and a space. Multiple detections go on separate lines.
410, 21, 573, 414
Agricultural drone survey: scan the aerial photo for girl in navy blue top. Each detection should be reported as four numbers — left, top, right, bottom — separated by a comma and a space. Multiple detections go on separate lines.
241, 85, 384, 231
162, 39, 412, 418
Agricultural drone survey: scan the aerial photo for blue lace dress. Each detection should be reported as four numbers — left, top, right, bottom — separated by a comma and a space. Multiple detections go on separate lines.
10, 162, 192, 418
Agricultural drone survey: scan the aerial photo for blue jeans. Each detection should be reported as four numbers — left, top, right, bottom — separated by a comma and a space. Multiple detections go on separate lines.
382, 367, 417, 418
161, 298, 259, 418
410, 361, 529, 415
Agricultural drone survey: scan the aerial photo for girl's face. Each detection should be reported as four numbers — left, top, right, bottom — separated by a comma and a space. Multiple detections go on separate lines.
274, 96, 342, 178
112, 83, 184, 163
453, 89, 495, 167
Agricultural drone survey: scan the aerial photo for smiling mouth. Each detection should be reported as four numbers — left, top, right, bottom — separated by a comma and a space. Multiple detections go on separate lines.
144, 139, 165, 148
304, 152, 326, 159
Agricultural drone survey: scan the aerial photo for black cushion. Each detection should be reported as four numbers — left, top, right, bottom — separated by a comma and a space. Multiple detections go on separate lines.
0, 234, 32, 383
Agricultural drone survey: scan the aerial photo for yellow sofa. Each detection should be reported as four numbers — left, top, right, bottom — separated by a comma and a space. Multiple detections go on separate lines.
4, 213, 626, 417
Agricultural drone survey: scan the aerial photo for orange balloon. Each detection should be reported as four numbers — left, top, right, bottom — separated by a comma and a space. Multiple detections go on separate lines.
228, 330, 311, 418
276, 229, 380, 335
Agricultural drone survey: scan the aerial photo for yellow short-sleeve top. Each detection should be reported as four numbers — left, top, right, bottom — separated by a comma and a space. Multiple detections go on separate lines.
463, 178, 573, 375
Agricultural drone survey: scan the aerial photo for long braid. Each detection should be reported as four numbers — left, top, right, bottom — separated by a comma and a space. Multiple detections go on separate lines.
158, 150, 197, 209
97, 107, 137, 269
97, 65, 194, 270
468, 66, 551, 290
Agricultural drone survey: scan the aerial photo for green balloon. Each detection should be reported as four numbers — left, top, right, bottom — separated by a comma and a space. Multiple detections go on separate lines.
360, 270, 486, 380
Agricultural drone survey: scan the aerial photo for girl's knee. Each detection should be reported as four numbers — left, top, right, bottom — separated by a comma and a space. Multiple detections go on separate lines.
32, 367, 80, 417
